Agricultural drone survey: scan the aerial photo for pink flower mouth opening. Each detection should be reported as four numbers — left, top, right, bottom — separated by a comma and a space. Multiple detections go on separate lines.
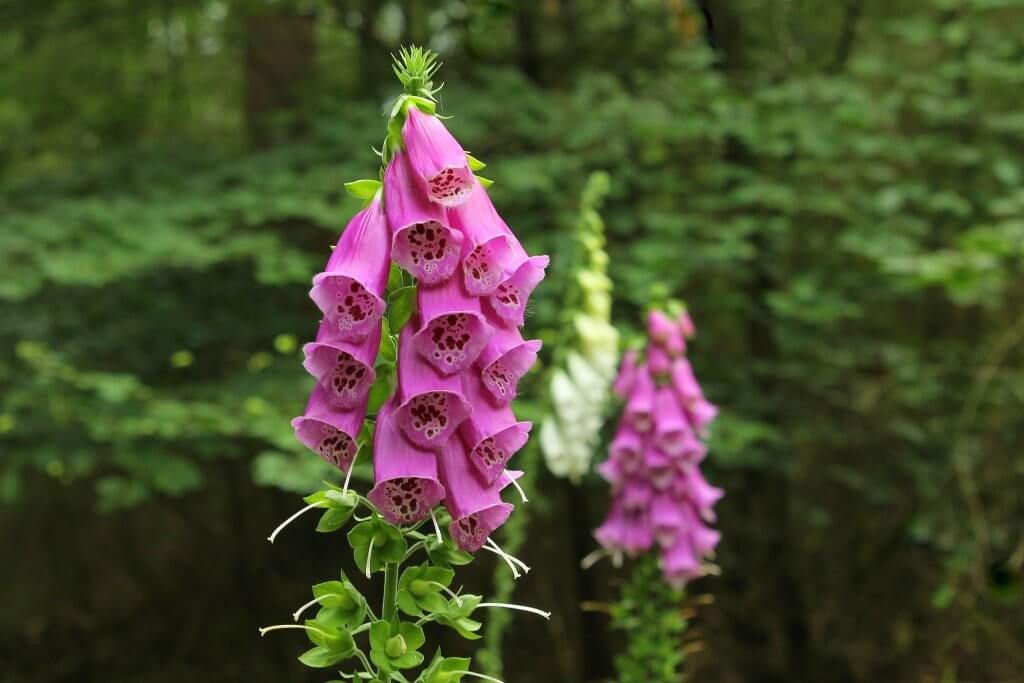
450, 503, 513, 552
396, 390, 471, 449
310, 275, 385, 341
392, 220, 462, 285
303, 345, 376, 410
428, 167, 474, 206
369, 476, 445, 525
413, 312, 492, 375
293, 419, 358, 471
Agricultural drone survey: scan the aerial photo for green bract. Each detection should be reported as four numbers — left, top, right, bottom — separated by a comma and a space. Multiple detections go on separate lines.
348, 516, 408, 575
397, 565, 455, 617
311, 579, 367, 628
369, 620, 426, 672
433, 594, 483, 641
418, 653, 472, 683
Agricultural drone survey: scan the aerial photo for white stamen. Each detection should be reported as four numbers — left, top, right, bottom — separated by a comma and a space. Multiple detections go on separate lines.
506, 474, 528, 503
451, 672, 505, 683
292, 595, 326, 622
580, 548, 609, 570
259, 624, 329, 638
431, 581, 463, 607
487, 538, 530, 574
477, 602, 551, 620
430, 508, 443, 544
343, 448, 359, 494
267, 502, 324, 543
482, 544, 520, 579
365, 535, 375, 579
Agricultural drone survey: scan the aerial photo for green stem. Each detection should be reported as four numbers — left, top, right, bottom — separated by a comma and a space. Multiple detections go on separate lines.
375, 561, 400, 682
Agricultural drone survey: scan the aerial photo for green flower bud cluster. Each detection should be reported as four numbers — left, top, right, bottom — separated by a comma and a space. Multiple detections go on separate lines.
540, 171, 619, 482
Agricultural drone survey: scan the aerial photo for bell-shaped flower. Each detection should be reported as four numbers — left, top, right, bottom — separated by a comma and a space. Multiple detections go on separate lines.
368, 399, 446, 525
476, 326, 541, 404
612, 349, 639, 398
487, 254, 549, 328
394, 320, 471, 450
651, 491, 685, 548
412, 276, 494, 375
609, 422, 644, 473
665, 327, 687, 359
302, 320, 380, 410
595, 499, 653, 556
596, 456, 625, 490
661, 536, 702, 589
446, 180, 516, 295
458, 372, 532, 484
437, 435, 514, 552
291, 384, 364, 472
686, 398, 719, 437
310, 198, 390, 342
683, 504, 721, 557
677, 309, 697, 339
384, 151, 464, 284
675, 466, 724, 522
646, 310, 676, 346
622, 479, 653, 513
670, 358, 703, 408
401, 105, 475, 206
653, 387, 693, 458
643, 445, 676, 491
647, 343, 671, 379
623, 366, 655, 433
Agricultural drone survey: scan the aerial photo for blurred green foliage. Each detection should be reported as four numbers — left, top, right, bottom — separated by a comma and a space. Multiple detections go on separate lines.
2, 1, 1023, 682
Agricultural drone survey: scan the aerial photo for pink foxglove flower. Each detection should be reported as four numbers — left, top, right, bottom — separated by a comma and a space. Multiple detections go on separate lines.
446, 181, 516, 296
458, 372, 532, 484
437, 435, 514, 552
368, 398, 446, 525
402, 105, 475, 206
394, 320, 471, 450
677, 309, 697, 339
302, 320, 380, 410
309, 198, 390, 342
413, 275, 494, 375
476, 326, 542, 405
291, 385, 364, 472
384, 151, 464, 284
593, 307, 723, 587
488, 254, 549, 328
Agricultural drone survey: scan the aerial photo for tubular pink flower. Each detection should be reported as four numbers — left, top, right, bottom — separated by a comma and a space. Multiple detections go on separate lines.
686, 398, 719, 437
622, 479, 653, 513
670, 358, 703, 408
302, 320, 380, 410
458, 372, 532, 484
612, 349, 639, 399
676, 466, 724, 522
476, 326, 542, 404
487, 255, 549, 328
394, 320, 471, 450
437, 435, 514, 552
610, 422, 644, 473
644, 446, 675, 491
646, 310, 676, 346
661, 536, 702, 589
384, 151, 464, 284
402, 105, 475, 206
309, 198, 390, 342
624, 366, 655, 433
595, 500, 653, 556
446, 181, 517, 295
291, 384, 364, 472
647, 343, 671, 378
413, 276, 494, 375
678, 310, 697, 339
651, 492, 685, 548
653, 387, 693, 458
368, 399, 446, 525
597, 457, 624, 489
665, 328, 687, 359
684, 504, 721, 557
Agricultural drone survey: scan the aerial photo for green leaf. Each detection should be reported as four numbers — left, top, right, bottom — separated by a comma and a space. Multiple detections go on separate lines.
387, 263, 406, 291
348, 517, 408, 575
475, 175, 494, 189
377, 326, 398, 366
316, 506, 353, 532
466, 154, 486, 171
366, 367, 396, 416
344, 179, 382, 200
425, 536, 473, 569
387, 286, 417, 332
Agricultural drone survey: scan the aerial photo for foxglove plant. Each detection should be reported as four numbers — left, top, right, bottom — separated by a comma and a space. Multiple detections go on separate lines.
539, 172, 619, 482
586, 305, 722, 683
261, 47, 549, 683
590, 305, 723, 587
